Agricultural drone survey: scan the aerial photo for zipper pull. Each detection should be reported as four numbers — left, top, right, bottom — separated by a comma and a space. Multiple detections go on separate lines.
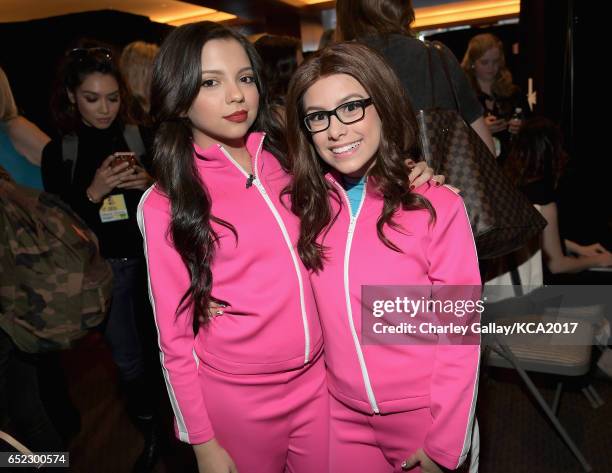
348, 218, 356, 234
246, 174, 255, 188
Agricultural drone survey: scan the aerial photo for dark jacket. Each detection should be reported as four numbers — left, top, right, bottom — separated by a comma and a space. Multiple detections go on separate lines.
41, 122, 151, 259
362, 34, 483, 124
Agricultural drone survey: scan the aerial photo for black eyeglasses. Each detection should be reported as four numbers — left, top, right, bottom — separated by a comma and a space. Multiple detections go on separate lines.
67, 47, 113, 62
303, 98, 374, 133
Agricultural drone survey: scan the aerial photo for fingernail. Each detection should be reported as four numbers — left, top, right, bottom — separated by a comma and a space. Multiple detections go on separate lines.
401, 461, 408, 470
409, 185, 415, 190
215, 310, 223, 315
435, 181, 441, 186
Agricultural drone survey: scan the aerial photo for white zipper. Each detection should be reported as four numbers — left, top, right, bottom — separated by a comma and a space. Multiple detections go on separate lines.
217, 144, 251, 180
328, 176, 380, 413
219, 139, 311, 364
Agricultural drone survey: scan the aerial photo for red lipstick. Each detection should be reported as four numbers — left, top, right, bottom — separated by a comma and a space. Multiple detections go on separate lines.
223, 110, 248, 123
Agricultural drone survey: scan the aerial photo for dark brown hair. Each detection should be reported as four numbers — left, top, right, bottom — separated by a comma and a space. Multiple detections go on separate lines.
286, 42, 434, 271
151, 21, 286, 332
254, 35, 302, 105
336, 0, 415, 42
50, 40, 132, 134
504, 117, 568, 188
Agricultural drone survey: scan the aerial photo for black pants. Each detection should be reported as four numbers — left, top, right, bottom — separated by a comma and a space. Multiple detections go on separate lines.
103, 257, 160, 419
0, 328, 63, 452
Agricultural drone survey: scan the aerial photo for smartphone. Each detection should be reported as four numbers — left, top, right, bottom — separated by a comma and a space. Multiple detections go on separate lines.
111, 152, 136, 169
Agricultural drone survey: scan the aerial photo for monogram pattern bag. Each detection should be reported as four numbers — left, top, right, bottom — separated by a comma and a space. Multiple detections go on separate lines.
415, 41, 546, 260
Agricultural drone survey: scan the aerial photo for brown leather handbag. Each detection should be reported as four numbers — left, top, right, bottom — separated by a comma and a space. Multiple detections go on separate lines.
415, 41, 546, 260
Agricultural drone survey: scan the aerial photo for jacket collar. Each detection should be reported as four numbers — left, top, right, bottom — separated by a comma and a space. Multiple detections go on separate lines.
193, 132, 267, 171
325, 169, 385, 201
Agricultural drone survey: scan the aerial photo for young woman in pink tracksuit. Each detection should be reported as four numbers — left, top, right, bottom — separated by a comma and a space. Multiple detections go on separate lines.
137, 22, 436, 473
286, 43, 481, 473
138, 22, 327, 473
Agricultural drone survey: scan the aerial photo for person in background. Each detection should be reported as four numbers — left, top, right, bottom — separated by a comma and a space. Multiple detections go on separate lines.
119, 41, 159, 125
335, 0, 496, 157
0, 66, 50, 189
489, 117, 612, 383
486, 117, 612, 290
503, 117, 612, 274
254, 34, 303, 119
0, 166, 64, 454
41, 42, 159, 472
461, 33, 528, 162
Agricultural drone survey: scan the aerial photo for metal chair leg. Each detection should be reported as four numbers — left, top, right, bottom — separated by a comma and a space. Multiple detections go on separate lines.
586, 385, 604, 407
552, 382, 563, 415
581, 386, 599, 409
491, 338, 593, 472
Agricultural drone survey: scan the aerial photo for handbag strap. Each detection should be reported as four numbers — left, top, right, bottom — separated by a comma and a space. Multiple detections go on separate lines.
510, 253, 524, 296
430, 41, 462, 113
123, 124, 146, 161
61, 133, 79, 184
424, 41, 438, 108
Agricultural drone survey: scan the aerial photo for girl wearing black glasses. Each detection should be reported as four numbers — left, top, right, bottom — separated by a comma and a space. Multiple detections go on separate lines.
41, 42, 158, 472
286, 42, 481, 473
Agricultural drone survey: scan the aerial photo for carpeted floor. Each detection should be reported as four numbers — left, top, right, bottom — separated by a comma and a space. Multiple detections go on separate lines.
59, 333, 611, 473
477, 366, 611, 473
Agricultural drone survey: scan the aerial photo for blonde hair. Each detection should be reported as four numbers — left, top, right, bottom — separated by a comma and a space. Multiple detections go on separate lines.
461, 33, 515, 98
0, 67, 18, 122
119, 41, 159, 112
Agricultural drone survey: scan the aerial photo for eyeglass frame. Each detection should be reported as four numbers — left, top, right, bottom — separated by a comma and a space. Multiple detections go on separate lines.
303, 98, 374, 133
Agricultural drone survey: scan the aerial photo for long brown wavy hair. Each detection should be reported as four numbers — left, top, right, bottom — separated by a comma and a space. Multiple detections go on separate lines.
151, 22, 286, 332
286, 42, 435, 272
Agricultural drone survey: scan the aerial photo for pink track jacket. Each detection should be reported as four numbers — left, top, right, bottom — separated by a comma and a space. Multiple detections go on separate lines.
310, 175, 481, 470
137, 133, 323, 444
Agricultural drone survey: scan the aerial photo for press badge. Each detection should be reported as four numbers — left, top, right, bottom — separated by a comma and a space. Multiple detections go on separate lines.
99, 194, 129, 223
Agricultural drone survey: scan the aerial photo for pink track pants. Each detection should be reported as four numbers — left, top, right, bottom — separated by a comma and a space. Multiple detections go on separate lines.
198, 354, 329, 473
329, 394, 433, 473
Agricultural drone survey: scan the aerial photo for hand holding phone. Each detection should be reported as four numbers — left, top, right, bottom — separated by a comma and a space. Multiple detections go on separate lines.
110, 152, 137, 170
88, 153, 138, 202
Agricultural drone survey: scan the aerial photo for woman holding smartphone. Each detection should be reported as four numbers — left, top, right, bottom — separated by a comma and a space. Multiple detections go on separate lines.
461, 33, 528, 161
41, 42, 159, 472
